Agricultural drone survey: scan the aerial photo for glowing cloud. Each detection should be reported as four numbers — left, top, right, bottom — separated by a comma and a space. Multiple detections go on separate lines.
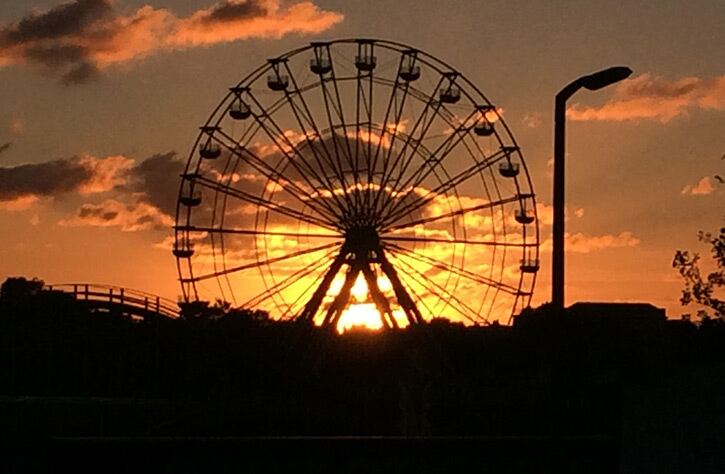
681, 176, 716, 196
568, 74, 725, 123
540, 231, 640, 254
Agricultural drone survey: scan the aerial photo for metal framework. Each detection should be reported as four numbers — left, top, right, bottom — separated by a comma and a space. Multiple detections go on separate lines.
174, 38, 539, 330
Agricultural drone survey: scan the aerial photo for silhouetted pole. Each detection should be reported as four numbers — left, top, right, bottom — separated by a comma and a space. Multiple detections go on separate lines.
552, 66, 632, 310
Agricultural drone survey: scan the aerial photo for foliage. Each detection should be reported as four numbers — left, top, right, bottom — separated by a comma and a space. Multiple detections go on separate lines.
178, 297, 270, 322
0, 276, 45, 301
673, 226, 725, 320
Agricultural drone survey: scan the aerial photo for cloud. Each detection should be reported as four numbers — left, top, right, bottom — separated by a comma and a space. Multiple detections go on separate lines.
0, 0, 343, 84
540, 231, 640, 254
0, 142, 10, 156
126, 151, 184, 216
0, 151, 185, 233
567, 74, 725, 123
0, 154, 133, 201
77, 155, 135, 194
0, 195, 39, 211
535, 202, 584, 226
681, 176, 716, 196
170, 0, 343, 48
59, 198, 173, 231
55, 151, 184, 231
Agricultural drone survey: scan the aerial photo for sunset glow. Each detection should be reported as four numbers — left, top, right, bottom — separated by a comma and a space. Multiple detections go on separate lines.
333, 274, 399, 333
337, 303, 384, 334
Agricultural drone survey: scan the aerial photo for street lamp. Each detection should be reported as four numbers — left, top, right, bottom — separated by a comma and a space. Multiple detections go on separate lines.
552, 66, 632, 310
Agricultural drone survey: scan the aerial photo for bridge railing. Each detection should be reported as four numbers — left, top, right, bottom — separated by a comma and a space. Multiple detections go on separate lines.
46, 283, 180, 319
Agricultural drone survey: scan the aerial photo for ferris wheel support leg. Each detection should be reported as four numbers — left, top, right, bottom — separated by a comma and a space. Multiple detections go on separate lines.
297, 250, 347, 323
324, 264, 360, 327
362, 264, 397, 330
379, 252, 425, 325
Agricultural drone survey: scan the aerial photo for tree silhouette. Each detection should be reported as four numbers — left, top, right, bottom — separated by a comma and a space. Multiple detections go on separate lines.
0, 276, 44, 301
672, 226, 725, 320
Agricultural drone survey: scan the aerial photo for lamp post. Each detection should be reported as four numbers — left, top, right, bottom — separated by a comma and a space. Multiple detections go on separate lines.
552, 66, 632, 310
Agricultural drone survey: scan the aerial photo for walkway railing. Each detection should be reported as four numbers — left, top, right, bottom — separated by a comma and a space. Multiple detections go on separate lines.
46, 283, 179, 319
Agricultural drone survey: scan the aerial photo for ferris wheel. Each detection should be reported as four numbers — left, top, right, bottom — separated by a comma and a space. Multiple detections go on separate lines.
173, 39, 539, 331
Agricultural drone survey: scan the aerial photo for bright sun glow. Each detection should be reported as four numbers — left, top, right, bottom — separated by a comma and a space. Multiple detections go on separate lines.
329, 272, 403, 334
337, 303, 383, 334
338, 275, 381, 333
333, 274, 392, 333
351, 274, 368, 302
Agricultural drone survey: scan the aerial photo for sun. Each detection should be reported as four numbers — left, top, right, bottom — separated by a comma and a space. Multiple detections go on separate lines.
337, 303, 384, 334
334, 274, 397, 334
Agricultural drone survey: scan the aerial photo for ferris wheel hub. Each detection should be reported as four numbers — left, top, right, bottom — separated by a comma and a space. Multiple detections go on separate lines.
343, 225, 381, 262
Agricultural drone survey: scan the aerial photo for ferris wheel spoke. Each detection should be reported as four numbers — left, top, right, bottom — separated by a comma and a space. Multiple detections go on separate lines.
352, 60, 365, 213
395, 273, 436, 324
299, 46, 357, 212
244, 93, 349, 220
372, 75, 446, 217
196, 175, 336, 230
325, 51, 360, 215
381, 146, 512, 227
386, 251, 482, 324
281, 61, 354, 217
181, 241, 341, 283
379, 110, 478, 224
381, 235, 530, 247
175, 225, 341, 240
369, 54, 405, 210
383, 242, 525, 296
193, 176, 339, 232
278, 255, 336, 321
209, 129, 340, 224
317, 78, 356, 213
371, 81, 410, 203
241, 247, 338, 309
363, 51, 376, 212
383, 194, 521, 232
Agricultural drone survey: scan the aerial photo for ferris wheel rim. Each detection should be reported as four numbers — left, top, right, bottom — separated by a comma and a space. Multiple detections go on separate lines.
174, 38, 539, 325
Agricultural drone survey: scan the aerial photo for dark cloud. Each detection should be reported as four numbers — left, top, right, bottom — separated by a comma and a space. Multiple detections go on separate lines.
0, 0, 343, 85
129, 151, 184, 216
0, 0, 112, 45
23, 44, 88, 69
204, 0, 267, 23
0, 158, 91, 200
78, 205, 116, 221
61, 60, 100, 85
0, 142, 11, 156
63, 199, 172, 231
0, 154, 132, 201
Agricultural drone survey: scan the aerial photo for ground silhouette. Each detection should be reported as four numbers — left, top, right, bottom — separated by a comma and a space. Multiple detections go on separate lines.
1, 277, 725, 473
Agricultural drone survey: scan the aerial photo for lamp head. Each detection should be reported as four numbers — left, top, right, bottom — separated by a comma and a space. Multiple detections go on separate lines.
580, 66, 632, 91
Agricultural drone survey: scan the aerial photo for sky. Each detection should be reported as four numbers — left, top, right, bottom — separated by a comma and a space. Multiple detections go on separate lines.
0, 0, 722, 323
